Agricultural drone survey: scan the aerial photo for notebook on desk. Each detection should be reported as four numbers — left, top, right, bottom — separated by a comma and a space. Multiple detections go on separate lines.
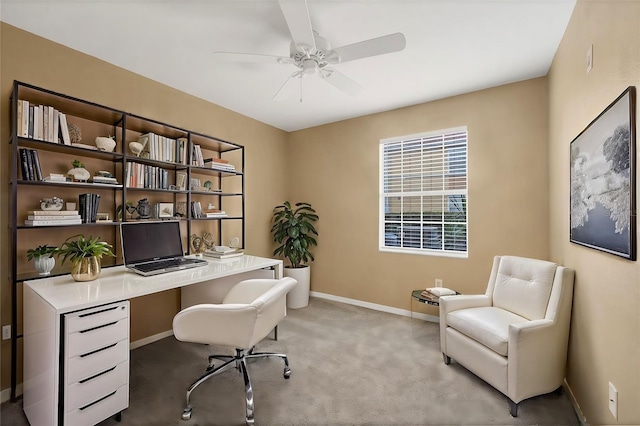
120, 221, 207, 276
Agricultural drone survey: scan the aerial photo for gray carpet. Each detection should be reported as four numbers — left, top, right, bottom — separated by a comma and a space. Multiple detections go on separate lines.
2, 297, 578, 425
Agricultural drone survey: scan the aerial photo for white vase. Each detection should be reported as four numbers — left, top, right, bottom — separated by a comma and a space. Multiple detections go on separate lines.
284, 265, 310, 308
67, 167, 90, 182
34, 255, 55, 276
95, 136, 116, 152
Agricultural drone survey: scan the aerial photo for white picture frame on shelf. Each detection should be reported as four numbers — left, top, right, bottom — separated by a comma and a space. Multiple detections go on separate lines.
158, 202, 174, 218
176, 171, 187, 191
190, 178, 201, 191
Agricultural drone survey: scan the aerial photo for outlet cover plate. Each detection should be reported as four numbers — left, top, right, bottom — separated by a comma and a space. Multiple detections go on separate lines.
609, 382, 617, 419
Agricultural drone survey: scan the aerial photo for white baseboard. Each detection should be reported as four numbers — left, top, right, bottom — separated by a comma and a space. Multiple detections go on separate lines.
563, 379, 589, 425
1, 383, 22, 403
130, 329, 174, 350
310, 291, 440, 323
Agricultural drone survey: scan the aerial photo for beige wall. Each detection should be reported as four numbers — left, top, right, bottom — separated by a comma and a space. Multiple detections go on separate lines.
548, 1, 640, 424
3, 3, 639, 423
0, 23, 289, 390
288, 78, 550, 310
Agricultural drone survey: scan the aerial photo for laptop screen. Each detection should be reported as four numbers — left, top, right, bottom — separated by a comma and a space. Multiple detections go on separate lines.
121, 221, 185, 264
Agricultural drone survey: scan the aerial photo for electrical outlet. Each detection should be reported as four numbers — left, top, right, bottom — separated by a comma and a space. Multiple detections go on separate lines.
435, 278, 443, 288
609, 382, 618, 420
2, 325, 10, 340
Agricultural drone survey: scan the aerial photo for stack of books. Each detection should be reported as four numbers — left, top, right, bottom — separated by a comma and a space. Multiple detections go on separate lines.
25, 210, 81, 226
91, 175, 119, 185
204, 210, 227, 218
204, 158, 236, 172
203, 247, 244, 260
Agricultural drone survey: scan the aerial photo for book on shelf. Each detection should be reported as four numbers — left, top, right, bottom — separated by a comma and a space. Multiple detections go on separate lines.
19, 148, 32, 180
191, 201, 203, 218
203, 249, 244, 259
59, 112, 71, 145
30, 150, 43, 181
19, 148, 43, 181
28, 210, 79, 216
44, 174, 67, 182
91, 176, 119, 185
204, 211, 227, 218
25, 219, 82, 226
78, 193, 100, 223
27, 214, 81, 221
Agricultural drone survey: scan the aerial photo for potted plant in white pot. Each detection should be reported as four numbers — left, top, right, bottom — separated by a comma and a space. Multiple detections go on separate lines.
27, 244, 58, 276
271, 201, 318, 308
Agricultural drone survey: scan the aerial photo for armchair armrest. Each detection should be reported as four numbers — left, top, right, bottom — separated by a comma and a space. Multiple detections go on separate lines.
440, 294, 491, 315
439, 295, 491, 356
508, 319, 567, 402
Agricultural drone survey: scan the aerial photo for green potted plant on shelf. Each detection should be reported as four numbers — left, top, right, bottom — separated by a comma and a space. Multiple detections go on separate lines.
27, 244, 58, 276
271, 201, 318, 308
56, 234, 115, 282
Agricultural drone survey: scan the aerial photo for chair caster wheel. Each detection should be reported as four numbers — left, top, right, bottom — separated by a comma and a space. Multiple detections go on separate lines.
181, 407, 192, 420
284, 367, 291, 379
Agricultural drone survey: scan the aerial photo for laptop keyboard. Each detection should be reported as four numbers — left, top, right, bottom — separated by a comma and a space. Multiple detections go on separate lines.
135, 258, 200, 272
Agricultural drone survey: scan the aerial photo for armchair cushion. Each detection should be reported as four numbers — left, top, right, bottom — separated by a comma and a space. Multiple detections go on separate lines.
447, 307, 528, 356
492, 256, 557, 320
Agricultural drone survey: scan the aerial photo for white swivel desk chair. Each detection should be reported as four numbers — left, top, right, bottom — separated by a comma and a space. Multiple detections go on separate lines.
172, 277, 297, 425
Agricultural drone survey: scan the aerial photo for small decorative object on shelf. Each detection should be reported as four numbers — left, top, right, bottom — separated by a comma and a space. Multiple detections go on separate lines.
67, 160, 90, 182
129, 141, 144, 156
190, 232, 215, 255
229, 236, 240, 249
116, 201, 136, 221
56, 234, 115, 282
95, 136, 116, 152
40, 197, 64, 211
136, 198, 151, 219
68, 123, 81, 144
26, 244, 58, 276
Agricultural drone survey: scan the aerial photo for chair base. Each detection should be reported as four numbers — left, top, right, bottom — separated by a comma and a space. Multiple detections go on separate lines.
509, 400, 518, 417
181, 347, 290, 424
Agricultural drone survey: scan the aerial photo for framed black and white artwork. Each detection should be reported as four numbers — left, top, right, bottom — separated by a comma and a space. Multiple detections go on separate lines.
570, 86, 636, 260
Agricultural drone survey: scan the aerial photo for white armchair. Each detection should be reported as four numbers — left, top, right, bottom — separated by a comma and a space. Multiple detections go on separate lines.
439, 256, 575, 416
173, 277, 297, 424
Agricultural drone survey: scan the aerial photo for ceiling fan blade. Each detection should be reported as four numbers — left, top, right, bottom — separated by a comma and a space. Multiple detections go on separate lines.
274, 71, 304, 101
321, 68, 364, 97
278, 0, 316, 53
326, 32, 406, 64
213, 51, 293, 65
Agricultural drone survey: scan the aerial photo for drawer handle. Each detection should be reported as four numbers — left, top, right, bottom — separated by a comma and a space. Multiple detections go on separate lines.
79, 321, 118, 334
78, 305, 119, 318
79, 365, 117, 384
80, 342, 118, 358
79, 390, 117, 411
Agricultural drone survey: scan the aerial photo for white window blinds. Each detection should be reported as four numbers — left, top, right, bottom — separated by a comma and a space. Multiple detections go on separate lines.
379, 127, 468, 257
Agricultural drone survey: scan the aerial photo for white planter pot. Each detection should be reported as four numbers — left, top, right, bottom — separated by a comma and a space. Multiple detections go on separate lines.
34, 255, 55, 276
284, 265, 310, 309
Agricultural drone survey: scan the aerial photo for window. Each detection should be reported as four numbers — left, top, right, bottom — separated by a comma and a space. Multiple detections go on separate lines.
379, 127, 468, 257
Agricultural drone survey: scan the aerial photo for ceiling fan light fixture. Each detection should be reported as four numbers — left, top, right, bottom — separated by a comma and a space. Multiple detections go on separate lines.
302, 59, 318, 74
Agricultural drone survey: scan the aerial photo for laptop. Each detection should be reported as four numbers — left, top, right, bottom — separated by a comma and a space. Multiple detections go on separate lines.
120, 221, 208, 276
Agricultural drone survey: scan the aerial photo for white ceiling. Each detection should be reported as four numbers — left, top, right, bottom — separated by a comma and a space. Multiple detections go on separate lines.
1, 0, 576, 132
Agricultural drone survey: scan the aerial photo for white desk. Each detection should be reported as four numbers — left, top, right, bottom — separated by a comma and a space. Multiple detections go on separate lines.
23, 255, 282, 426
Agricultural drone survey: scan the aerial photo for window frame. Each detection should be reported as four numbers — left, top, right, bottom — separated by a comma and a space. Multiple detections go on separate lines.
379, 126, 468, 258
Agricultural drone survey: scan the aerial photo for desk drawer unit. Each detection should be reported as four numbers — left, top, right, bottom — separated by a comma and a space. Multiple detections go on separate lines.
64, 301, 129, 426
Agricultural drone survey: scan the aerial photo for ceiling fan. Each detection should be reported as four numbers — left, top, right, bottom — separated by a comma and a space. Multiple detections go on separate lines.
213, 0, 406, 101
